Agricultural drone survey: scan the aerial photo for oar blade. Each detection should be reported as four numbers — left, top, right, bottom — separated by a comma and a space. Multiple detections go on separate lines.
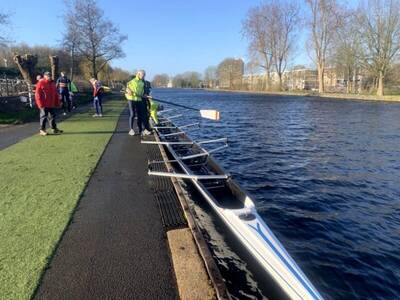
200, 110, 220, 121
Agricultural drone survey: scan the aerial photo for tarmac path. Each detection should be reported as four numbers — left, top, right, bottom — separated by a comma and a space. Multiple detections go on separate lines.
34, 110, 178, 299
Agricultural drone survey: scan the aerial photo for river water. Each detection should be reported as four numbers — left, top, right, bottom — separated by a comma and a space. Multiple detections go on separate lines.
152, 88, 400, 300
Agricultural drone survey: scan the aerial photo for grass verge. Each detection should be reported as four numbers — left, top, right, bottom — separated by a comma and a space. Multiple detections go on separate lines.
0, 98, 125, 299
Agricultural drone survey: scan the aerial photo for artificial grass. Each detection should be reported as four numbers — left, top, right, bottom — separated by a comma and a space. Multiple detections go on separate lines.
0, 98, 125, 299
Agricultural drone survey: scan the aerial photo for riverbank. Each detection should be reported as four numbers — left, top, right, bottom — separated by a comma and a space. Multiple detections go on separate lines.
205, 88, 400, 102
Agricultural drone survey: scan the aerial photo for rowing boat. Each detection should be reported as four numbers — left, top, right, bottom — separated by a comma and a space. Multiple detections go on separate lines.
143, 113, 324, 300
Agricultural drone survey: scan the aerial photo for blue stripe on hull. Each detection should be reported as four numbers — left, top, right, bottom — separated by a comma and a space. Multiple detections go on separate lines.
249, 222, 320, 300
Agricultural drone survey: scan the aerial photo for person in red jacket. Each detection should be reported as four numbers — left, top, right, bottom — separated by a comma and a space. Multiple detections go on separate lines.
90, 78, 104, 117
35, 71, 63, 136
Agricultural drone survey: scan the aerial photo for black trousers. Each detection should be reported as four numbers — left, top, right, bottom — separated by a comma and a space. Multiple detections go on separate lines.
128, 101, 150, 132
39, 108, 57, 130
60, 89, 71, 112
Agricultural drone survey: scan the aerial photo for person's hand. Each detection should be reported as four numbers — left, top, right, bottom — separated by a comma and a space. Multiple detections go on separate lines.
125, 87, 133, 96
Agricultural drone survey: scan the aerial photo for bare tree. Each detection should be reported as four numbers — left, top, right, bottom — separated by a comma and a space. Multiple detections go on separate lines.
357, 0, 400, 96
152, 74, 170, 87
64, 0, 127, 79
242, 5, 273, 90
49, 56, 59, 81
172, 72, 202, 88
306, 0, 344, 93
217, 58, 244, 89
269, 1, 300, 90
62, 2, 80, 81
332, 12, 362, 93
203, 66, 217, 88
13, 54, 38, 84
110, 67, 131, 82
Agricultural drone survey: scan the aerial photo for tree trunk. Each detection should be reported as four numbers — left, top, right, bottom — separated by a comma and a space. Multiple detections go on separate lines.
377, 71, 384, 96
265, 72, 271, 91
13, 54, 38, 84
92, 58, 97, 79
317, 63, 324, 93
70, 47, 75, 81
346, 74, 351, 94
347, 67, 351, 94
278, 73, 283, 91
49, 56, 59, 81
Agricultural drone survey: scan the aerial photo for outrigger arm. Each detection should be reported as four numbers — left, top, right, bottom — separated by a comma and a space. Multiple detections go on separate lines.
141, 137, 227, 146
153, 122, 200, 130
148, 170, 229, 181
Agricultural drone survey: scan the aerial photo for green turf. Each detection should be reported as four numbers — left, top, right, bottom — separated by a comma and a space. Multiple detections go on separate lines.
0, 98, 126, 299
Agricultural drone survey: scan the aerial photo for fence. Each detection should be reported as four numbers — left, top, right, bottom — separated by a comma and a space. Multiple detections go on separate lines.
0, 75, 29, 97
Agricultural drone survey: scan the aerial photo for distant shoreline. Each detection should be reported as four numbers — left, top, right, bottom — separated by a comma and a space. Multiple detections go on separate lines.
203, 88, 400, 103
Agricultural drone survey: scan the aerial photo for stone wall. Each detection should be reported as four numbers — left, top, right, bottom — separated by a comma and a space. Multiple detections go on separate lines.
0, 96, 31, 113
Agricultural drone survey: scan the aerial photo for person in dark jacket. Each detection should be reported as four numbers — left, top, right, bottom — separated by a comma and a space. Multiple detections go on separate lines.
35, 71, 63, 135
56, 71, 71, 115
141, 79, 152, 135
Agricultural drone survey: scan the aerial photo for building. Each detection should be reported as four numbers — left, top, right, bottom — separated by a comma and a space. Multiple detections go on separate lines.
242, 67, 349, 92
282, 68, 318, 90
167, 79, 173, 88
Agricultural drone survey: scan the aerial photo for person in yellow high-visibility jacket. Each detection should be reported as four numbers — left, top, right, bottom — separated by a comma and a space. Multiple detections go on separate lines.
149, 98, 160, 124
125, 70, 151, 136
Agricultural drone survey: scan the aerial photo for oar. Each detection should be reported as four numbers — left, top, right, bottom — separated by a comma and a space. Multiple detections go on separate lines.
149, 97, 220, 121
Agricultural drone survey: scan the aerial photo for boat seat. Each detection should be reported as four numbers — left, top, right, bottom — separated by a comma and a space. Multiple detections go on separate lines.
202, 179, 226, 191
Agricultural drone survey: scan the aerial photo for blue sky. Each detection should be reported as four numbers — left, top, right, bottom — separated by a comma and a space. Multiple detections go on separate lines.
2, 0, 348, 79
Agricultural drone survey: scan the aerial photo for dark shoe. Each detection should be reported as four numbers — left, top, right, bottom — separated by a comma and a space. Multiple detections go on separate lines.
52, 128, 63, 134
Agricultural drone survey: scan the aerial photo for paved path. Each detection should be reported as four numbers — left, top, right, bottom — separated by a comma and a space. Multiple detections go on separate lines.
0, 121, 40, 150
0, 100, 96, 151
34, 111, 178, 299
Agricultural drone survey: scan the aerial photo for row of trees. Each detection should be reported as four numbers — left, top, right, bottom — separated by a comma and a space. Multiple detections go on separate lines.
151, 59, 240, 89
152, 72, 203, 88
0, 43, 131, 86
152, 60, 240, 89
0, 0, 131, 88
241, 0, 400, 96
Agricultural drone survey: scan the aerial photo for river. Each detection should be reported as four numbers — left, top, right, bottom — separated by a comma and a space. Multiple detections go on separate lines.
151, 88, 400, 300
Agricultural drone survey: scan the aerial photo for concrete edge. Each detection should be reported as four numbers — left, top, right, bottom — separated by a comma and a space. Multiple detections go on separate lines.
167, 228, 216, 300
